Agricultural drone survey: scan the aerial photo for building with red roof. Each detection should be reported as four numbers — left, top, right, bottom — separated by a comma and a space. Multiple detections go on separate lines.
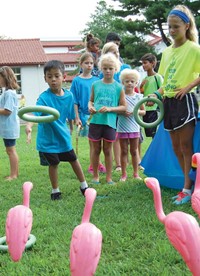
0, 38, 84, 105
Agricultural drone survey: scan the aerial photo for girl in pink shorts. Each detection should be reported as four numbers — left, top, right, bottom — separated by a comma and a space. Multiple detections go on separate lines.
117, 69, 146, 181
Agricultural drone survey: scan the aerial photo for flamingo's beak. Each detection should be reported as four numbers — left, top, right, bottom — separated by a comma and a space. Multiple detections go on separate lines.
191, 153, 200, 169
189, 153, 198, 182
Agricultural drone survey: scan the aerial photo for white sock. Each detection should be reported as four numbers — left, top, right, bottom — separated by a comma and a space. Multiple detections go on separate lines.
80, 181, 88, 189
52, 188, 60, 194
183, 188, 191, 195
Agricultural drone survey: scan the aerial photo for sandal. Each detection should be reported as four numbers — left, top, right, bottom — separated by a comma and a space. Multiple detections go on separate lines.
115, 166, 121, 172
120, 174, 127, 182
91, 180, 100, 184
107, 181, 116, 185
133, 173, 142, 180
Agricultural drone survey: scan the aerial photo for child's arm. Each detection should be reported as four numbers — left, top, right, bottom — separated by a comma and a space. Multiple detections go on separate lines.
0, 108, 11, 115
68, 120, 74, 135
88, 88, 97, 114
174, 76, 200, 100
138, 103, 146, 117
139, 79, 147, 94
25, 122, 34, 143
74, 104, 82, 127
147, 87, 164, 106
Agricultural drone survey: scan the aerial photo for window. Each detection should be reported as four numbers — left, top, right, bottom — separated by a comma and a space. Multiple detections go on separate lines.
12, 67, 22, 94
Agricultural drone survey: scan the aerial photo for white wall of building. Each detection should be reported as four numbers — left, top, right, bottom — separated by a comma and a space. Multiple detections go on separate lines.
20, 65, 48, 106
43, 47, 69, 53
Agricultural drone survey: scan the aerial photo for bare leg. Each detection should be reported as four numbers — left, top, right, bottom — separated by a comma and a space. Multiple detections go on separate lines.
103, 140, 113, 182
70, 159, 85, 182
113, 138, 121, 169
91, 140, 101, 182
129, 138, 140, 176
119, 138, 128, 177
89, 140, 93, 166
5, 146, 18, 180
49, 165, 59, 189
138, 143, 142, 164
170, 121, 195, 190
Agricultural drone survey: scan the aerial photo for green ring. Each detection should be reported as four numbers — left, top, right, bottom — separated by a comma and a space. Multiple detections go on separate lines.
0, 234, 36, 252
18, 106, 60, 123
134, 97, 164, 128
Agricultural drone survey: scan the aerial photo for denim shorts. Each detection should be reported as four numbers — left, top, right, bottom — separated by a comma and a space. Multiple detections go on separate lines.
3, 139, 16, 147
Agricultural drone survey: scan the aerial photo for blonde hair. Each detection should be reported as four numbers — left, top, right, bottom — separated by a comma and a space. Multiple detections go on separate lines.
0, 66, 20, 90
120, 69, 140, 83
168, 5, 198, 43
102, 42, 119, 56
98, 53, 121, 72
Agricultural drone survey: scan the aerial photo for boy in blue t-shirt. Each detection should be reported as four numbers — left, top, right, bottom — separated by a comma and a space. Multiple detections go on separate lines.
25, 60, 88, 200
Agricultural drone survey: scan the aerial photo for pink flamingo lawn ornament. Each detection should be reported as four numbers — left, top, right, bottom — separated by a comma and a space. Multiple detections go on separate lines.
144, 177, 200, 276
70, 188, 102, 276
6, 181, 34, 262
191, 153, 200, 218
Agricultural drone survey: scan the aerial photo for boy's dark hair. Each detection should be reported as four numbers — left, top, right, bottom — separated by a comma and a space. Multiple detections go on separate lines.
105, 32, 121, 43
44, 60, 65, 75
141, 53, 157, 63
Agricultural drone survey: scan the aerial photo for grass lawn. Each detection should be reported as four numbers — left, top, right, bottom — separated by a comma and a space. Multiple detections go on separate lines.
0, 124, 195, 275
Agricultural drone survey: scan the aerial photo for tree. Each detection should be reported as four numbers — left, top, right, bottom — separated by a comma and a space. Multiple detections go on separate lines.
80, 1, 121, 44
81, 0, 200, 66
111, 0, 200, 64
80, 0, 155, 65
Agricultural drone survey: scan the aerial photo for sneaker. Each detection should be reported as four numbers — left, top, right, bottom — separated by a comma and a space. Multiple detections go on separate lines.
51, 192, 62, 200
98, 163, 106, 173
172, 192, 191, 205
80, 187, 88, 196
88, 165, 94, 174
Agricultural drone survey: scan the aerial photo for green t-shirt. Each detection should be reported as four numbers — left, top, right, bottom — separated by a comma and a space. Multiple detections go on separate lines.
142, 74, 163, 111
158, 40, 200, 98
90, 80, 122, 129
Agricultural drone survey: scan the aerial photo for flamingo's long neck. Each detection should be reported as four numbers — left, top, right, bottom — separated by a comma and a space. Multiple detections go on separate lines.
195, 156, 200, 191
81, 194, 95, 224
23, 183, 32, 207
149, 183, 166, 224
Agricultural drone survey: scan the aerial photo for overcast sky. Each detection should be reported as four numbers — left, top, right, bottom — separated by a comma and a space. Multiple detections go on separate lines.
1, 0, 116, 40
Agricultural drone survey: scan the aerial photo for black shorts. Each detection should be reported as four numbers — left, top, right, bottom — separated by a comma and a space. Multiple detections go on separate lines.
163, 93, 198, 131
143, 110, 158, 138
39, 149, 77, 166
88, 123, 116, 142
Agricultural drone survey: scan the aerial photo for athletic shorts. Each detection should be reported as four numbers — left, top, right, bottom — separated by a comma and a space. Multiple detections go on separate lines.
117, 132, 140, 139
88, 123, 116, 142
143, 110, 158, 138
163, 93, 198, 131
39, 149, 77, 166
3, 139, 16, 147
